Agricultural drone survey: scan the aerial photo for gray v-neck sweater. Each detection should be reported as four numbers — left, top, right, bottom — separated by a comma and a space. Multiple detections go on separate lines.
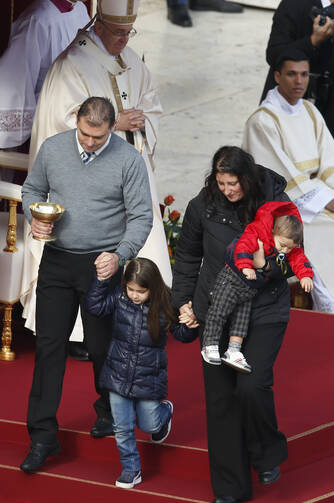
22, 129, 152, 259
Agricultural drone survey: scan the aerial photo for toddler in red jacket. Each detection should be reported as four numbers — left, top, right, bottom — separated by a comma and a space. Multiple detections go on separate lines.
201, 201, 313, 372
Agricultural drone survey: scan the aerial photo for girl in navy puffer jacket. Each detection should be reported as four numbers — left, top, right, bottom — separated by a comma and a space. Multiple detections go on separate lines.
86, 257, 198, 490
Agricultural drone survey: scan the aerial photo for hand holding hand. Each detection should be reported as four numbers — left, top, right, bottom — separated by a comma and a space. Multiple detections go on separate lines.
311, 15, 334, 46
242, 268, 256, 280
179, 312, 200, 328
300, 277, 314, 293
30, 217, 54, 239
252, 239, 266, 269
179, 301, 199, 327
114, 108, 145, 132
95, 252, 119, 281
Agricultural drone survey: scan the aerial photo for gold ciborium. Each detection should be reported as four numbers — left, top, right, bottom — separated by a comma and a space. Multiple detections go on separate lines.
30, 202, 65, 242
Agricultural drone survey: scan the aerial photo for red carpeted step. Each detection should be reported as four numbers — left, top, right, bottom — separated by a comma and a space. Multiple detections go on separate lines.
1, 419, 334, 502
1, 309, 334, 502
1, 437, 334, 503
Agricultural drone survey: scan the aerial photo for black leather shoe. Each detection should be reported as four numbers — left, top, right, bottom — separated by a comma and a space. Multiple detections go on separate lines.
68, 341, 90, 361
213, 497, 236, 503
20, 442, 61, 473
90, 417, 114, 438
168, 5, 193, 27
258, 466, 280, 485
189, 0, 243, 13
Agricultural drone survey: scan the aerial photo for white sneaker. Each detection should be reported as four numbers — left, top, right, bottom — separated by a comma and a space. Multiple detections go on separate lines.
221, 350, 252, 373
201, 345, 221, 365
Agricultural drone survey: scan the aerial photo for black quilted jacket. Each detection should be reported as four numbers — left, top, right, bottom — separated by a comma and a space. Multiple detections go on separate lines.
86, 280, 196, 399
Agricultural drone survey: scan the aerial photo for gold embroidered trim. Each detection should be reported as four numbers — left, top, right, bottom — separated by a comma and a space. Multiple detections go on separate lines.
116, 55, 127, 70
109, 73, 123, 112
320, 166, 334, 182
127, 0, 134, 15
293, 158, 319, 172
286, 173, 309, 191
101, 13, 137, 24
303, 99, 318, 138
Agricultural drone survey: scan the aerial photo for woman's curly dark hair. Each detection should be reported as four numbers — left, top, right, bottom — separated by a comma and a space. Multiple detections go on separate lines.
204, 146, 265, 224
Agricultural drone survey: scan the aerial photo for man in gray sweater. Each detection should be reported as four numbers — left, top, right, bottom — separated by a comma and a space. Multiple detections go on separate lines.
20, 97, 153, 473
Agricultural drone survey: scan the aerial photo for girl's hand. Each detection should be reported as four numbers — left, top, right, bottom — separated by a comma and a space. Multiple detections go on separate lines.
242, 268, 256, 280
179, 301, 199, 328
300, 277, 314, 293
179, 301, 196, 322
179, 313, 199, 328
252, 239, 266, 269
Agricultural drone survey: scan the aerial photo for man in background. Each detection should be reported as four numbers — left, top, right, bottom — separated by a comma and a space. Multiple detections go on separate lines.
261, 0, 334, 137
243, 50, 334, 314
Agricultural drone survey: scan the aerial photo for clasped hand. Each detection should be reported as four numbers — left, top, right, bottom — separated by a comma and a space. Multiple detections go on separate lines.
115, 108, 145, 133
179, 301, 199, 328
95, 252, 119, 281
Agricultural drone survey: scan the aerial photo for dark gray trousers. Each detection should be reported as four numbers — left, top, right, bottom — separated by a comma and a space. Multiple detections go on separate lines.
27, 246, 122, 444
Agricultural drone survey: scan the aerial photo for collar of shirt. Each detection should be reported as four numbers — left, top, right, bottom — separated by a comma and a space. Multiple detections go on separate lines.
261, 86, 303, 116
88, 27, 116, 58
76, 130, 112, 161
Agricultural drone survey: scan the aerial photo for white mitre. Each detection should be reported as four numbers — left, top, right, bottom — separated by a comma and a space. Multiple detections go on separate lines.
97, 0, 140, 25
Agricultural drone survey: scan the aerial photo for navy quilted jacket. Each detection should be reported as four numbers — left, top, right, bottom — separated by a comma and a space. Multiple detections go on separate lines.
86, 278, 197, 400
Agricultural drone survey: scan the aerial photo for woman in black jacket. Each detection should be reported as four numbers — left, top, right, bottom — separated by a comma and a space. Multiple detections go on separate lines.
171, 146, 290, 502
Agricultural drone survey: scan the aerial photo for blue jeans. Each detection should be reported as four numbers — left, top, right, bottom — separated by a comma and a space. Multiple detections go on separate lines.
109, 392, 171, 472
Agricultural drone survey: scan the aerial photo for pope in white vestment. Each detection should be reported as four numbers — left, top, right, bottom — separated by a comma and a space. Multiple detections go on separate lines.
0, 0, 90, 150
243, 85, 334, 312
20, 0, 172, 337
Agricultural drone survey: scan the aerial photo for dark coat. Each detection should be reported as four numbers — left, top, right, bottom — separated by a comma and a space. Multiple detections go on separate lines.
171, 166, 292, 325
86, 280, 196, 400
261, 0, 334, 136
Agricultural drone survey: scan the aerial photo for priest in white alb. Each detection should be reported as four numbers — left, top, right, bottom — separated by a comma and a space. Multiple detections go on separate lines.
20, 0, 172, 344
243, 49, 334, 313
0, 0, 90, 158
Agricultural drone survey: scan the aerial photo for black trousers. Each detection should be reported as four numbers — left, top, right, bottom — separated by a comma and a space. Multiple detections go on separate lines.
200, 322, 288, 501
27, 246, 122, 444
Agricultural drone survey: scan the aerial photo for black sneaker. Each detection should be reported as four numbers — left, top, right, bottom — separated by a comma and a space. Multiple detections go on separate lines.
151, 400, 173, 443
115, 470, 142, 489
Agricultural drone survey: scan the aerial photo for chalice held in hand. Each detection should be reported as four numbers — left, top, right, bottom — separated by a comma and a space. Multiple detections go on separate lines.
30, 202, 65, 242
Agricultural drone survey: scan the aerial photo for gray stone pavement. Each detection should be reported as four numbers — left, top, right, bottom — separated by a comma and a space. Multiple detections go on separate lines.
131, 1, 275, 213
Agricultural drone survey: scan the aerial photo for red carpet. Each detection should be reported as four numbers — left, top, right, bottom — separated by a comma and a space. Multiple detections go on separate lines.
1, 309, 334, 502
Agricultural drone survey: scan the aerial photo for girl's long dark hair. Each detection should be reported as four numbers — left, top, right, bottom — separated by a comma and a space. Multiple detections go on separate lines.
204, 146, 265, 224
122, 258, 178, 342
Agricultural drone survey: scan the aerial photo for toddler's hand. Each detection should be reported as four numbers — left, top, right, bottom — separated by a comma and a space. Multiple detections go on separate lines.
242, 268, 256, 280
252, 239, 265, 269
300, 277, 314, 293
